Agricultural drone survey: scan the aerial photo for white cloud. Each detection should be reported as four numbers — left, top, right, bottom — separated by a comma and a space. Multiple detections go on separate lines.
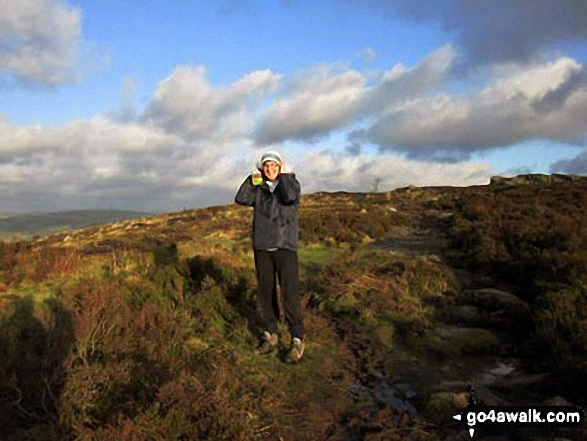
293, 150, 494, 194
254, 45, 456, 145
144, 66, 281, 141
362, 45, 457, 112
0, 116, 204, 211
0, 0, 83, 84
4, 46, 581, 213
0, 108, 495, 212
255, 64, 366, 145
354, 56, 587, 158
489, 57, 582, 101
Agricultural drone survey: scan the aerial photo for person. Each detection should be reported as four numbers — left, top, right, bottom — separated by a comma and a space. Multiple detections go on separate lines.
235, 151, 305, 363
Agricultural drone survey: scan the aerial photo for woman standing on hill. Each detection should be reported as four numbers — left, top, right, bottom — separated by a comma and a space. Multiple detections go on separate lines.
235, 151, 305, 363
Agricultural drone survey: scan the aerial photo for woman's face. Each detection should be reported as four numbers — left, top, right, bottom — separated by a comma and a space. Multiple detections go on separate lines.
263, 160, 280, 181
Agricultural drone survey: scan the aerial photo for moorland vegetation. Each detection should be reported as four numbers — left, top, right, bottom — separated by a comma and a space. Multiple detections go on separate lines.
1, 176, 586, 440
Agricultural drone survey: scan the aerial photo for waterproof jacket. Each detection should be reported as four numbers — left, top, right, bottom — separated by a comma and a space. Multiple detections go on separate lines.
235, 174, 300, 251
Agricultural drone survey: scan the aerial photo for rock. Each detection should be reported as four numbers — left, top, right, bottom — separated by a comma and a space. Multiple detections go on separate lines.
453, 269, 473, 288
458, 288, 529, 314
452, 269, 495, 289
472, 385, 510, 406
542, 396, 573, 407
491, 373, 548, 392
425, 326, 500, 356
490, 173, 585, 187
436, 380, 470, 393
443, 305, 481, 325
426, 392, 469, 423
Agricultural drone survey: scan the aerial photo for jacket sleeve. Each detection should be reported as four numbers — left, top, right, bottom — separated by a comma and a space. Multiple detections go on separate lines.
274, 174, 300, 205
235, 175, 256, 206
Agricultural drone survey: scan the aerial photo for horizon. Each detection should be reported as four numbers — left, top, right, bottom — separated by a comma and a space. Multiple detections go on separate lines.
1, 0, 587, 212
0, 170, 584, 215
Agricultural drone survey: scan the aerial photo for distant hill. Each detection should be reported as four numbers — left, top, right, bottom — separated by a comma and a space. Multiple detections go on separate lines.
0, 209, 151, 240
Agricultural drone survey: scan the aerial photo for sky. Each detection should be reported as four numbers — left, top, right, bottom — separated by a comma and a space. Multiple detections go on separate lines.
1, 0, 587, 213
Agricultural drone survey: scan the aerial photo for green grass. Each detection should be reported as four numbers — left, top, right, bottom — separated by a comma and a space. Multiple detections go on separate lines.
298, 243, 347, 271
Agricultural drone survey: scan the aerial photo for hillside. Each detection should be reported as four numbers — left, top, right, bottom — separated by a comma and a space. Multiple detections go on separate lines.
0, 210, 151, 240
1, 175, 586, 440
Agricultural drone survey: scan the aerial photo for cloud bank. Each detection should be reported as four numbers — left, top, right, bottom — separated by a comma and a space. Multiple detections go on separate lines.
352, 57, 587, 159
254, 45, 456, 145
254, 49, 587, 161
3, 45, 586, 212
0, 56, 496, 212
551, 149, 587, 174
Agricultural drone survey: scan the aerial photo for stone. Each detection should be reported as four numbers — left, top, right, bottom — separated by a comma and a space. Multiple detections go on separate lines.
542, 396, 573, 407
425, 392, 471, 426
490, 173, 585, 187
491, 373, 548, 392
444, 305, 481, 325
459, 288, 529, 314
425, 326, 500, 356
452, 269, 495, 289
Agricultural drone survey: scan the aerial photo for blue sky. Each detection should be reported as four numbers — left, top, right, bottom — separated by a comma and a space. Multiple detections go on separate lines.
1, 0, 586, 212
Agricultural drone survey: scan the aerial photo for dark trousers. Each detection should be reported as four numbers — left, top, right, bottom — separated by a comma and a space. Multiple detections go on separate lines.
253, 249, 304, 339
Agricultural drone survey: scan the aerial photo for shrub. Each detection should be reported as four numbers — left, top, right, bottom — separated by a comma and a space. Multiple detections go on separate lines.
0, 296, 74, 440
447, 182, 587, 368
313, 250, 458, 345
535, 283, 587, 364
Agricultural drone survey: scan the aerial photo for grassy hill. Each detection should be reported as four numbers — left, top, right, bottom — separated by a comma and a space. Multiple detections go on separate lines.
1, 176, 586, 440
0, 210, 151, 240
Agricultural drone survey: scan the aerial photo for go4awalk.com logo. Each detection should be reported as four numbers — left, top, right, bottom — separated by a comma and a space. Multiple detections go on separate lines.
453, 405, 584, 438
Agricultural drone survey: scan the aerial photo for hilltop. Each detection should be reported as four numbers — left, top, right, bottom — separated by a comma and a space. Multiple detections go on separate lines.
0, 210, 151, 240
1, 175, 586, 440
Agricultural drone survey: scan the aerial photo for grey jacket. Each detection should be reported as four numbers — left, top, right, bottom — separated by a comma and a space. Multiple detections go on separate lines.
235, 174, 300, 251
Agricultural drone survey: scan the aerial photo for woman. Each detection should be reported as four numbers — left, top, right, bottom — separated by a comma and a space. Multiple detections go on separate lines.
235, 151, 305, 363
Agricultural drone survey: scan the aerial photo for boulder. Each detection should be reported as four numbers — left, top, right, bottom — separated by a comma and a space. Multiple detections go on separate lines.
425, 326, 500, 356
458, 288, 529, 314
443, 305, 481, 325
542, 396, 573, 407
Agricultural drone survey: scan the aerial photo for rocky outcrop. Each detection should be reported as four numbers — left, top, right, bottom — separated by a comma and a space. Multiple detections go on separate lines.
490, 173, 586, 187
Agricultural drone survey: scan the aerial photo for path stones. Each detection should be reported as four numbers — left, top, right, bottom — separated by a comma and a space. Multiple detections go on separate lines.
425, 325, 500, 356
458, 288, 529, 312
